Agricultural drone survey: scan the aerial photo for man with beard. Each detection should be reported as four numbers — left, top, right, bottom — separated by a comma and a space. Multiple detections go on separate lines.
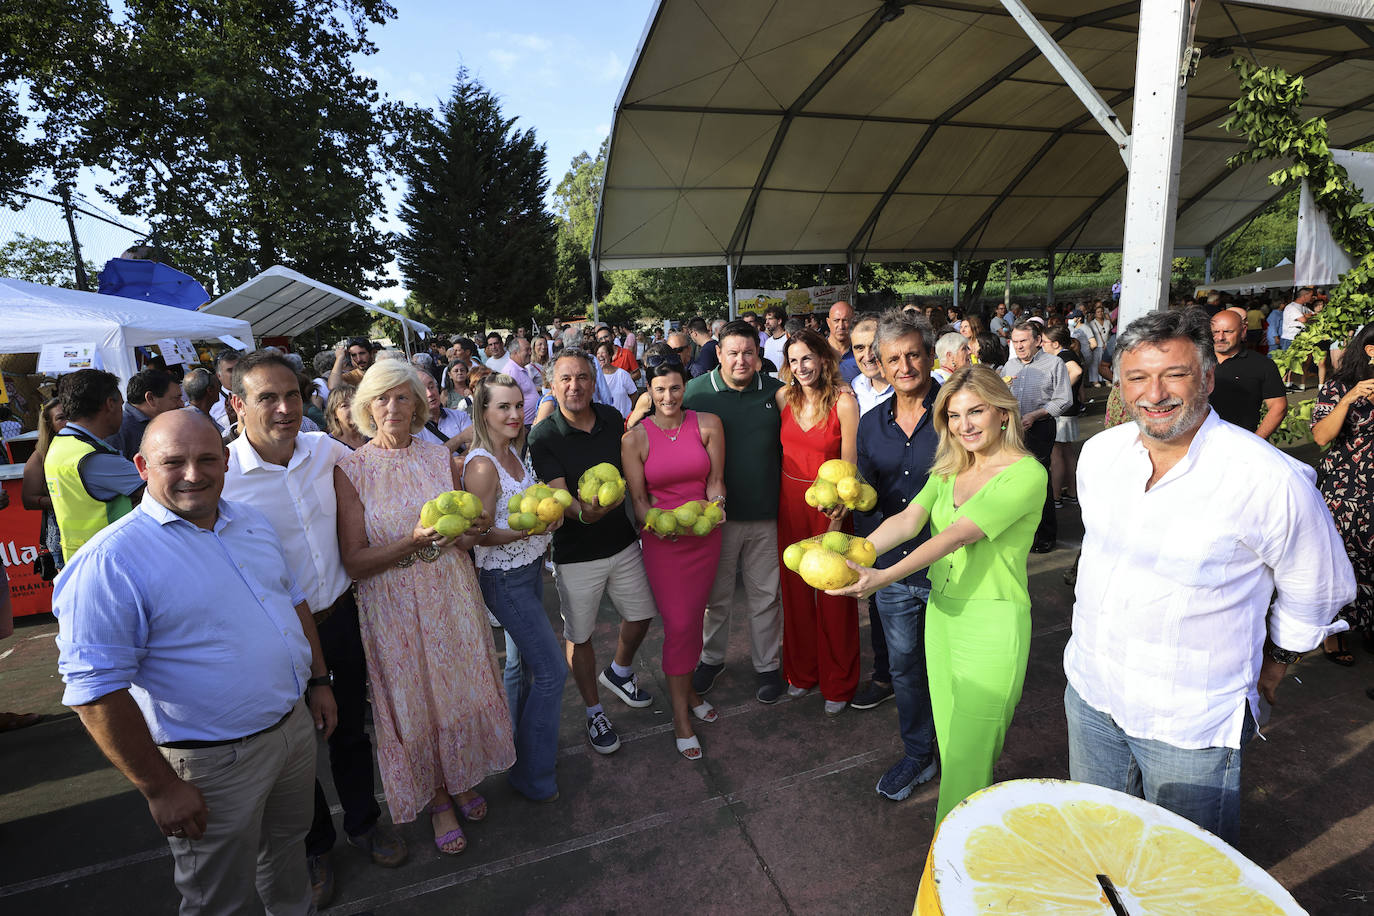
1065, 309, 1354, 844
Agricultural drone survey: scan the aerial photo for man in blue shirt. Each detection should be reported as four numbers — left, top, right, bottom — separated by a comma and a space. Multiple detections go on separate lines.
854, 310, 941, 802
55, 409, 336, 915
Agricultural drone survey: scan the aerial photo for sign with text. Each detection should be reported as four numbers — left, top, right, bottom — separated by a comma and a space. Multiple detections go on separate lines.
0, 478, 52, 617
157, 337, 200, 367
36, 343, 99, 375
735, 285, 854, 315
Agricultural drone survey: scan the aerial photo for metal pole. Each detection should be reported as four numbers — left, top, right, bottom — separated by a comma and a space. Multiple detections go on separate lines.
1047, 253, 1056, 307
726, 260, 736, 319
1204, 248, 1213, 284
952, 257, 960, 310
1004, 259, 1012, 308
58, 182, 90, 291
590, 255, 600, 326
1118, 0, 1195, 327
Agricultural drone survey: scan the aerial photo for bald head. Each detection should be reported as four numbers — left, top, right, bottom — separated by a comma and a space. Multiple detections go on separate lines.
1210, 308, 1245, 360
827, 300, 853, 348
136, 409, 229, 529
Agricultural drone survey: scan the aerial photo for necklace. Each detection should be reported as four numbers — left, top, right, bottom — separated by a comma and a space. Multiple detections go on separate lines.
654, 417, 684, 442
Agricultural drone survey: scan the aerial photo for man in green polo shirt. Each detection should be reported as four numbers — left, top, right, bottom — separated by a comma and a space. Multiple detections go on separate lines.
683, 320, 787, 703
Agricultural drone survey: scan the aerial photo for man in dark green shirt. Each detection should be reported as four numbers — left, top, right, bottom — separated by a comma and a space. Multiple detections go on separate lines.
529, 349, 658, 755
682, 321, 787, 703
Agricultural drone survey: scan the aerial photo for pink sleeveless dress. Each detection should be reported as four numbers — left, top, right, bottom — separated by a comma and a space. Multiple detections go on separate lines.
340, 438, 515, 822
639, 411, 723, 676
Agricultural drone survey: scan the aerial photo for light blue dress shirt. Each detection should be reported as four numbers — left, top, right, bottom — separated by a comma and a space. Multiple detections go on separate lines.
54, 495, 311, 744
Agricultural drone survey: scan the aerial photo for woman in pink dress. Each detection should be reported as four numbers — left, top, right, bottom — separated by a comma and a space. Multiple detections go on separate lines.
622, 348, 727, 759
335, 361, 514, 856
775, 329, 860, 716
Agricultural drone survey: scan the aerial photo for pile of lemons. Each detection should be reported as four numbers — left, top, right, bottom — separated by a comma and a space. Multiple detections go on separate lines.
507, 484, 573, 535
577, 462, 626, 508
805, 459, 878, 513
418, 490, 484, 538
643, 500, 724, 537
783, 531, 877, 590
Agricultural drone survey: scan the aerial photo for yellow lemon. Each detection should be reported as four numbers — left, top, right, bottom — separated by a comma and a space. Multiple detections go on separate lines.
810, 479, 839, 508
434, 514, 468, 538
644, 507, 663, 531
835, 477, 861, 502
702, 502, 724, 524
457, 491, 483, 519
652, 512, 677, 535
846, 538, 877, 567
817, 459, 858, 484
590, 462, 621, 483
855, 484, 878, 512
597, 480, 624, 506
519, 496, 539, 515
782, 543, 806, 571
820, 531, 850, 553
552, 488, 573, 508
797, 548, 858, 591
691, 516, 714, 536
673, 503, 700, 527
435, 491, 461, 515
536, 497, 563, 524
529, 521, 548, 535
419, 500, 442, 529
578, 478, 600, 504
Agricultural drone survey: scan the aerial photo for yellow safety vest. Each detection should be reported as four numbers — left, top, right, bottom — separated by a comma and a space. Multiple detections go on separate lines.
45, 430, 134, 558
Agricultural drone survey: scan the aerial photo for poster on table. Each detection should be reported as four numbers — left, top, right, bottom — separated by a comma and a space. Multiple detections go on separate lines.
735, 285, 854, 316
157, 337, 200, 367
36, 343, 100, 375
0, 475, 52, 617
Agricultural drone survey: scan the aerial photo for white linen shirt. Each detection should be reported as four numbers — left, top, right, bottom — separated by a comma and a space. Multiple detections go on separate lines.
1066, 409, 1354, 750
223, 431, 352, 612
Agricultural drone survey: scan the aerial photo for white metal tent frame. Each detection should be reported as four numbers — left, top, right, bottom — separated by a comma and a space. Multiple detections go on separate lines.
590, 0, 1374, 321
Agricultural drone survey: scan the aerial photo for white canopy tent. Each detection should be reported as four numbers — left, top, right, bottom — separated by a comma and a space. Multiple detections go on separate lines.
0, 278, 253, 393
200, 266, 432, 354
1196, 262, 1295, 294
593, 0, 1374, 322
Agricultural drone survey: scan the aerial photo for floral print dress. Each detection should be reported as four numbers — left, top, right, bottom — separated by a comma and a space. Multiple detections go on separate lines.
1312, 379, 1374, 636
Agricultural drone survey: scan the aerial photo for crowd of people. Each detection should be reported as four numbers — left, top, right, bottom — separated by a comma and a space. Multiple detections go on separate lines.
7, 284, 1366, 913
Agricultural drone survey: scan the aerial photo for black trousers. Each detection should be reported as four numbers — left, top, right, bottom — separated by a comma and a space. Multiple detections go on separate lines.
1024, 417, 1057, 545
305, 590, 381, 855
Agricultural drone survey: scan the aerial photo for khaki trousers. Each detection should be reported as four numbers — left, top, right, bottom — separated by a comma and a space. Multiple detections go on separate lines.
700, 519, 783, 672
159, 700, 317, 916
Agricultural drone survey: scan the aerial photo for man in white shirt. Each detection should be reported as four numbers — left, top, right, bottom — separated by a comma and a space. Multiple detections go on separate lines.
849, 313, 893, 415
1066, 310, 1355, 845
222, 350, 407, 906
208, 349, 239, 432
416, 371, 473, 452
761, 305, 789, 373
1280, 287, 1315, 389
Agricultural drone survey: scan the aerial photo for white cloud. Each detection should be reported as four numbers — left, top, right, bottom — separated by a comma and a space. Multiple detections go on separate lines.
489, 48, 519, 71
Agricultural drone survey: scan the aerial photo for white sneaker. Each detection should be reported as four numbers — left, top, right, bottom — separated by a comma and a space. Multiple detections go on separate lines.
786, 684, 813, 699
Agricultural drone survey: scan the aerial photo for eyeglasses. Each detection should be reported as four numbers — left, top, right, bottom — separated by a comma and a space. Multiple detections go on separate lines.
646, 353, 684, 369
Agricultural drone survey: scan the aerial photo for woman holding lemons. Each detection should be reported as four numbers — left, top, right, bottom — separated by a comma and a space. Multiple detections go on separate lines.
776, 329, 861, 716
622, 349, 727, 759
827, 365, 1046, 823
463, 374, 568, 802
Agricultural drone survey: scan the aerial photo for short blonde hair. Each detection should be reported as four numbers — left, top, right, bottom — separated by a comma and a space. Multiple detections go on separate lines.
351, 361, 429, 436
929, 365, 1029, 478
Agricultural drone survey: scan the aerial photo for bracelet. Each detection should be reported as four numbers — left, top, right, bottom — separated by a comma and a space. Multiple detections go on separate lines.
578, 509, 587, 524
1264, 639, 1302, 665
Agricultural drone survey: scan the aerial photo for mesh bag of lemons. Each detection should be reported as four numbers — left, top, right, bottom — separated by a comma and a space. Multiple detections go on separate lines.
805, 459, 878, 513
576, 462, 626, 509
643, 500, 724, 538
418, 490, 484, 538
915, 778, 1303, 915
782, 531, 877, 590
505, 482, 574, 535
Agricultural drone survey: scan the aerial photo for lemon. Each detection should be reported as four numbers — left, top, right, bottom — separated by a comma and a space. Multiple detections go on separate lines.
435, 491, 461, 515
820, 531, 850, 553
529, 521, 547, 535
434, 514, 468, 538
817, 459, 858, 484
536, 497, 563, 524
419, 500, 442, 529
691, 516, 714, 536
597, 480, 624, 506
652, 512, 677, 535
529, 484, 553, 502
836, 477, 861, 502
703, 502, 724, 524
797, 548, 858, 591
673, 503, 700, 527
804, 486, 821, 508
644, 507, 663, 531
810, 479, 839, 508
846, 538, 877, 567
456, 491, 483, 519
578, 478, 601, 504
509, 512, 536, 531
520, 496, 540, 515
916, 779, 1301, 916
507, 493, 524, 515
589, 462, 621, 483
855, 484, 878, 512
782, 543, 806, 571
552, 488, 573, 508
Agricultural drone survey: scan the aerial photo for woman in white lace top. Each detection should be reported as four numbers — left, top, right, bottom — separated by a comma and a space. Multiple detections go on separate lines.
463, 374, 568, 802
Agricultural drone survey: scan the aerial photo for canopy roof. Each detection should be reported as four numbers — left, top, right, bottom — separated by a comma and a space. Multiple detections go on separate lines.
594, 0, 1374, 270
201, 265, 431, 340
0, 277, 252, 391
1197, 261, 1295, 293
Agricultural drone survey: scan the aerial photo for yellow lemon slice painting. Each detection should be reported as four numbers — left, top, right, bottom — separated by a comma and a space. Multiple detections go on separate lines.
915, 779, 1304, 915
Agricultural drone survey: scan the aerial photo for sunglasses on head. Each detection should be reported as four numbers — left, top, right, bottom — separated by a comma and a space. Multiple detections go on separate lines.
646, 353, 684, 369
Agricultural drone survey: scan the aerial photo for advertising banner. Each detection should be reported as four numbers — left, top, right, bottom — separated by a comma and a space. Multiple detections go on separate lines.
0, 476, 52, 617
735, 285, 854, 315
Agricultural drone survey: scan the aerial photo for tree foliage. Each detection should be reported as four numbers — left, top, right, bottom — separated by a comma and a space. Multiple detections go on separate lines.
4, 0, 400, 295
396, 70, 556, 329
0, 233, 99, 287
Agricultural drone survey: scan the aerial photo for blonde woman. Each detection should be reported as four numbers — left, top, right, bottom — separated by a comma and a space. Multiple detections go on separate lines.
334, 361, 513, 855
324, 384, 367, 450
828, 365, 1046, 823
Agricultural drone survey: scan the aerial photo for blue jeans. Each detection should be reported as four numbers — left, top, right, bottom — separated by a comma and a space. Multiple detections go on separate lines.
1064, 683, 1255, 845
478, 559, 567, 800
873, 582, 936, 763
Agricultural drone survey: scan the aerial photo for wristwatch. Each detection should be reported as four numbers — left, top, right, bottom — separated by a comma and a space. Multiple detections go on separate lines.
307, 673, 334, 691
1264, 641, 1302, 665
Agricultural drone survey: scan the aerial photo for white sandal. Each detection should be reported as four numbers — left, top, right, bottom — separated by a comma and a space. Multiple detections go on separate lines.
675, 735, 702, 760
691, 701, 718, 723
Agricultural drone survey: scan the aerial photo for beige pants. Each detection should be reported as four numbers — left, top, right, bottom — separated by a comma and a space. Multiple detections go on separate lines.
700, 519, 783, 673
158, 700, 316, 916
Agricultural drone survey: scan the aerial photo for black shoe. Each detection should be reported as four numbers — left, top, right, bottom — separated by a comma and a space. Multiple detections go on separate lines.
692, 662, 725, 695
1031, 540, 1055, 554
598, 666, 653, 708
850, 680, 895, 710
586, 710, 621, 754
308, 853, 335, 909
755, 669, 785, 704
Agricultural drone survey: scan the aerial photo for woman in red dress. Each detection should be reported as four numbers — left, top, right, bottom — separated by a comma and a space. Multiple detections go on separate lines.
775, 329, 860, 716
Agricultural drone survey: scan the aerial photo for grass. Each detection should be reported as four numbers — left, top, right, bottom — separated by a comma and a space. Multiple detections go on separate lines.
895, 271, 1119, 300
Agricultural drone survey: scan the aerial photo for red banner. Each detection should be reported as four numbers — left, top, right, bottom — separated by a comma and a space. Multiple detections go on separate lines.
1, 477, 54, 617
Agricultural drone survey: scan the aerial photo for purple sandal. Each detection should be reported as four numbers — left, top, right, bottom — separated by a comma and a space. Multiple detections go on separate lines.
458, 794, 487, 822
429, 803, 466, 855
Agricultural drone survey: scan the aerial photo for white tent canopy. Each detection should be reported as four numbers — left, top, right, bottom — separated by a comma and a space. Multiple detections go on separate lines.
201, 266, 431, 345
0, 278, 253, 392
594, 0, 1374, 271
1196, 262, 1295, 294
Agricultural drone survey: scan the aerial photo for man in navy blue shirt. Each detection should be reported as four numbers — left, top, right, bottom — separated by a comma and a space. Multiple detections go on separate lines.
854, 310, 941, 802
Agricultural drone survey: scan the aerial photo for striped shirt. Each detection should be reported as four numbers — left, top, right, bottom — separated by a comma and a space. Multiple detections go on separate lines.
1000, 348, 1071, 420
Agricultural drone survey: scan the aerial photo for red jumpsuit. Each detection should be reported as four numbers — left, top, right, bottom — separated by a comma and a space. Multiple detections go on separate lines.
777, 401, 859, 702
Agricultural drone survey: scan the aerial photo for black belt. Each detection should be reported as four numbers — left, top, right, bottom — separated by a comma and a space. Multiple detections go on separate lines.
313, 589, 352, 627
162, 706, 295, 750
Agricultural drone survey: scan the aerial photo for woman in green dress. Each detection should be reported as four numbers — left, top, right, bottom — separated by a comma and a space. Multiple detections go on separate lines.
828, 365, 1047, 823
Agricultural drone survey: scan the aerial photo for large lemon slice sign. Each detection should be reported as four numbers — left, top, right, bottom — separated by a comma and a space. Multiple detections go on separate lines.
916, 779, 1303, 915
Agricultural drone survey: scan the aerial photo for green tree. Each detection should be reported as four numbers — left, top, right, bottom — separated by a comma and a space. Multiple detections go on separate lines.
396, 70, 556, 328
0, 233, 99, 288
552, 140, 608, 311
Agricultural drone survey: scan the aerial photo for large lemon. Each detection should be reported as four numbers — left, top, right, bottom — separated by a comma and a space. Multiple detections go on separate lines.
702, 502, 724, 524
506, 493, 524, 515
691, 516, 714, 536
590, 462, 621, 483
855, 484, 878, 512
652, 512, 677, 536
536, 497, 563, 524
836, 477, 861, 503
520, 496, 540, 515
552, 488, 573, 508
673, 503, 700, 527
644, 507, 663, 531
798, 548, 858, 591
578, 478, 600, 504
817, 459, 858, 484
846, 538, 878, 567
435, 514, 469, 538
419, 500, 442, 529
810, 479, 839, 508
782, 543, 806, 571
456, 491, 483, 519
528, 484, 553, 502
435, 491, 462, 515
597, 480, 624, 506
820, 531, 850, 553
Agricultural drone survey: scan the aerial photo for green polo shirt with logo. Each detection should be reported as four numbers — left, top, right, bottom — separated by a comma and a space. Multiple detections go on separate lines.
683, 368, 783, 521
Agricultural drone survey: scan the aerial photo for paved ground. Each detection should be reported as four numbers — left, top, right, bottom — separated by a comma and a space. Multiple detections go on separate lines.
2, 393, 1372, 915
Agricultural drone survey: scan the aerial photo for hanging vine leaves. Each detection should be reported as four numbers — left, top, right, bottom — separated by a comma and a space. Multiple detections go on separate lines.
1222, 59, 1374, 442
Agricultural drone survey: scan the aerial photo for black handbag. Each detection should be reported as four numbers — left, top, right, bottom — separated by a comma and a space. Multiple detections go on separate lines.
33, 546, 57, 581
